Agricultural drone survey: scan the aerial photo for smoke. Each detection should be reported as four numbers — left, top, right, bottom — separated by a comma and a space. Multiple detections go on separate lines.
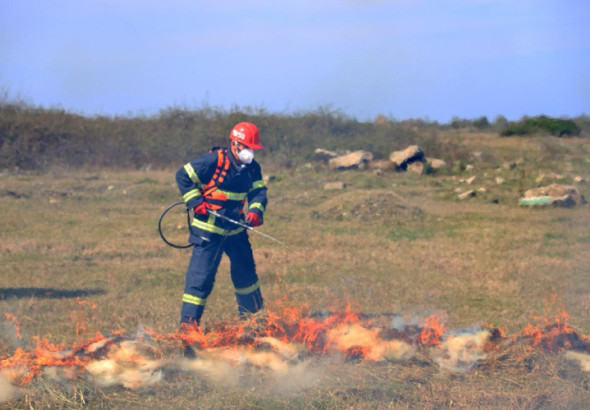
432, 330, 491, 372
328, 323, 416, 361
84, 341, 165, 389
565, 351, 590, 372
0, 371, 25, 403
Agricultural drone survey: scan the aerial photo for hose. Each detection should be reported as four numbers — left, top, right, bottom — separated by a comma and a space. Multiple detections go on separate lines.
158, 201, 193, 249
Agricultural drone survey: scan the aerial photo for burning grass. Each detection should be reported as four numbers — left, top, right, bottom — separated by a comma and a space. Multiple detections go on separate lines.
2, 303, 590, 407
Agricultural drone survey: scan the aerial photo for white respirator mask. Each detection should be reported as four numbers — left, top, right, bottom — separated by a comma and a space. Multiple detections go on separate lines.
238, 147, 254, 165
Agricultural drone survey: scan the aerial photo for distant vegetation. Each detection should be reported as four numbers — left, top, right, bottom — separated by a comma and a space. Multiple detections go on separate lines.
501, 116, 582, 137
0, 91, 586, 171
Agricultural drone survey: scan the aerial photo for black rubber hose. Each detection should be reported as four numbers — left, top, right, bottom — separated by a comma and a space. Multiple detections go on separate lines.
158, 201, 193, 249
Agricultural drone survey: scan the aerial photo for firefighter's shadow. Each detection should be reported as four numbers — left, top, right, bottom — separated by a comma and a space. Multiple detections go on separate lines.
0, 288, 105, 300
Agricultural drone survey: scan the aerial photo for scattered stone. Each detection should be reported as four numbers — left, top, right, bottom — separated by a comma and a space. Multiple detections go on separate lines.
574, 176, 586, 183
324, 181, 346, 190
488, 199, 499, 204
122, 190, 128, 195
515, 157, 526, 165
458, 190, 476, 200
368, 160, 395, 170
466, 176, 476, 185
466, 165, 475, 172
263, 174, 276, 184
426, 158, 447, 169
458, 178, 465, 183
408, 162, 424, 175
521, 184, 587, 208
314, 148, 339, 162
503, 161, 517, 170
328, 151, 373, 171
107, 185, 115, 191
49, 198, 59, 204
536, 175, 545, 184
496, 177, 505, 185
372, 168, 384, 177
478, 187, 487, 193
472, 152, 483, 160
389, 145, 424, 170
454, 187, 463, 193
303, 163, 313, 169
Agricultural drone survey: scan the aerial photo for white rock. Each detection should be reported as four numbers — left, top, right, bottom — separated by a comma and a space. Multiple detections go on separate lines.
466, 165, 475, 172
466, 176, 476, 185
324, 181, 346, 190
495, 177, 505, 185
458, 190, 476, 200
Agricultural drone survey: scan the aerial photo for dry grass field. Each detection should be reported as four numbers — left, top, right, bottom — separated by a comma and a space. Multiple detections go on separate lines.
2, 132, 590, 409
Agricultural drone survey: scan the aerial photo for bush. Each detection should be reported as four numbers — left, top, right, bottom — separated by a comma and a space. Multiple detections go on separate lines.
0, 102, 453, 171
501, 116, 581, 137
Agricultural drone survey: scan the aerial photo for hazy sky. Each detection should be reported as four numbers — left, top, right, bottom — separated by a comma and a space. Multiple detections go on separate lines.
1, 0, 588, 121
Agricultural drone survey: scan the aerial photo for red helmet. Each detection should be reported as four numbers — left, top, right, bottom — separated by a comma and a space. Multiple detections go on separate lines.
229, 122, 263, 150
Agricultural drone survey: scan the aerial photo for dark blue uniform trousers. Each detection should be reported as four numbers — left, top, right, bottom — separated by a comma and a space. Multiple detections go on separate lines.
180, 230, 263, 325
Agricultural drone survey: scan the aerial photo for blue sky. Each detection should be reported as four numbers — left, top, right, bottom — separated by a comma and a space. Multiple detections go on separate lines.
1, 0, 588, 121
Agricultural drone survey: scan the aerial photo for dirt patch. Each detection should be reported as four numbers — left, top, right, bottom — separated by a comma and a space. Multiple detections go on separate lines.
310, 190, 424, 222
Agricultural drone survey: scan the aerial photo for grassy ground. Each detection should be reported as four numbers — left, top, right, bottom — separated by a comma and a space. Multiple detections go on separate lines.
1, 132, 590, 408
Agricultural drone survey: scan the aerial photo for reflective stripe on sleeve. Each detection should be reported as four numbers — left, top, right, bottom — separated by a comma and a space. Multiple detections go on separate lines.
184, 163, 201, 184
234, 281, 260, 295
250, 180, 266, 191
248, 203, 265, 213
182, 293, 206, 306
183, 189, 201, 203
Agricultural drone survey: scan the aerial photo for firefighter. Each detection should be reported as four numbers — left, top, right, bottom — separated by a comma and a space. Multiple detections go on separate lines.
175, 122, 267, 333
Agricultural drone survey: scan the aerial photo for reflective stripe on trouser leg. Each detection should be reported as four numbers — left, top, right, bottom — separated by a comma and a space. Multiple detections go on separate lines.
180, 237, 224, 324
235, 284, 264, 315
224, 231, 263, 316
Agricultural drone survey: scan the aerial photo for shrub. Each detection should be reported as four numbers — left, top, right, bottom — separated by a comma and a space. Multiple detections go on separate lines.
501, 116, 581, 137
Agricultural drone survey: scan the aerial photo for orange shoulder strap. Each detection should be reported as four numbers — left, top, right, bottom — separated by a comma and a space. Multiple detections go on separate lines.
202, 149, 230, 197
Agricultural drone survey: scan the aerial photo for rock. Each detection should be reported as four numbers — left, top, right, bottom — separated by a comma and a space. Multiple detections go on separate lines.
503, 161, 516, 170
108, 185, 115, 191
458, 190, 476, 200
574, 176, 586, 183
472, 152, 483, 160
324, 182, 346, 190
368, 160, 395, 170
407, 162, 424, 175
263, 174, 276, 184
49, 198, 59, 204
328, 151, 373, 171
389, 145, 424, 170
488, 198, 499, 204
496, 177, 505, 185
466, 165, 475, 172
427, 158, 447, 169
536, 175, 545, 184
522, 184, 586, 207
454, 187, 463, 193
372, 169, 384, 177
515, 157, 526, 165
466, 176, 476, 185
314, 148, 339, 162
303, 163, 313, 169
478, 187, 487, 193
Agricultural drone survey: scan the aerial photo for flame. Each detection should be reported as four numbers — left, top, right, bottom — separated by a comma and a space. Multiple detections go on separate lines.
521, 309, 587, 352
2, 301, 590, 402
419, 314, 445, 346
